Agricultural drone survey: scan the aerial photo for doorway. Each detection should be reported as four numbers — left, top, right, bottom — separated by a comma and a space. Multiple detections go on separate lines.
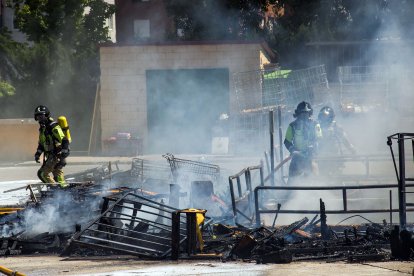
146, 68, 229, 154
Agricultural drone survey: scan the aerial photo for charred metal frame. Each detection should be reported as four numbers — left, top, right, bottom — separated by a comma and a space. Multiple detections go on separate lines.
269, 109, 275, 186
229, 164, 264, 224
163, 153, 220, 184
171, 209, 206, 259
131, 158, 173, 183
66, 192, 187, 258
387, 132, 414, 230
65, 161, 120, 182
254, 184, 414, 227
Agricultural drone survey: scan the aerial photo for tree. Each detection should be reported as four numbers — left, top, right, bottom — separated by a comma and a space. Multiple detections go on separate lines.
164, 0, 414, 68
165, 0, 268, 41
265, 0, 414, 67
0, 28, 28, 97
0, 0, 115, 149
11, 0, 115, 84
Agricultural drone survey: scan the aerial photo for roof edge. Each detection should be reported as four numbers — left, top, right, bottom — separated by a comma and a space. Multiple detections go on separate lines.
100, 39, 266, 47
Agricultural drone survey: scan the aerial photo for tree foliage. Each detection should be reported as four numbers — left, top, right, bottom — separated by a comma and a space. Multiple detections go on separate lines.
165, 0, 268, 40
268, 0, 414, 66
0, 80, 16, 97
165, 0, 414, 67
0, 0, 114, 150
0, 0, 114, 110
0, 28, 28, 96
11, 0, 115, 83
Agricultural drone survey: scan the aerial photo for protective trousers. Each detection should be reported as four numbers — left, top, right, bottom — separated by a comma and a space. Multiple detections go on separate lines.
287, 152, 319, 185
37, 154, 68, 187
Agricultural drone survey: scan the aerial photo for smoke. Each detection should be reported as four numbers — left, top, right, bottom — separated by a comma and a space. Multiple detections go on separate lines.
259, 184, 399, 227
308, 1, 414, 155
1, 188, 103, 238
146, 69, 229, 154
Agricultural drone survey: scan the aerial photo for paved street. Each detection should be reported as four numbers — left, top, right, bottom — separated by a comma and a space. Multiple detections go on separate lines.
0, 255, 413, 275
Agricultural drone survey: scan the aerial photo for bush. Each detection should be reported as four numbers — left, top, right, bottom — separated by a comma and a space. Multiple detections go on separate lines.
0, 81, 16, 97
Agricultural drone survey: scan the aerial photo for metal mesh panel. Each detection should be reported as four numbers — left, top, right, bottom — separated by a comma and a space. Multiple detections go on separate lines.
338, 66, 390, 108
234, 65, 331, 113
231, 65, 331, 154
230, 107, 277, 154
130, 158, 173, 182
163, 153, 220, 184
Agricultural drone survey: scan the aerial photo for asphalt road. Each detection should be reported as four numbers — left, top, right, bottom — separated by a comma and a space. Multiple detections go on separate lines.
0, 255, 413, 276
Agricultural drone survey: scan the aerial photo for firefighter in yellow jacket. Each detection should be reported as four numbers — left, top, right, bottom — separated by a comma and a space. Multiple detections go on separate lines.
34, 105, 70, 187
284, 101, 322, 182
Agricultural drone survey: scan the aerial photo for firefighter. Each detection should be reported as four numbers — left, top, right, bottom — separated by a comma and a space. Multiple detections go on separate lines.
284, 101, 322, 182
34, 105, 70, 187
317, 106, 356, 156
317, 106, 356, 175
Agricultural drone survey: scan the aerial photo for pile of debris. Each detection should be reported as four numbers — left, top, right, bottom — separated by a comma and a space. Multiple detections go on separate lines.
1, 155, 413, 264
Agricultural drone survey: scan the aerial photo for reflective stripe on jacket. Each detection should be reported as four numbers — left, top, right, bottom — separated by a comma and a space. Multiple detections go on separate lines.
284, 118, 322, 152
38, 118, 66, 153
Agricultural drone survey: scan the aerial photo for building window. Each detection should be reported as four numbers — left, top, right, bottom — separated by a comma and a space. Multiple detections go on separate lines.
133, 19, 150, 40
177, 28, 184, 38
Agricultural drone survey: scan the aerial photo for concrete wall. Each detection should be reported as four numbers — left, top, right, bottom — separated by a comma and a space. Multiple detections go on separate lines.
0, 119, 38, 162
99, 42, 271, 152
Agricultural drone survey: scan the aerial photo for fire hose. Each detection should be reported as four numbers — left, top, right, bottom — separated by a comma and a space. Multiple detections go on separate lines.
264, 155, 292, 183
0, 265, 26, 276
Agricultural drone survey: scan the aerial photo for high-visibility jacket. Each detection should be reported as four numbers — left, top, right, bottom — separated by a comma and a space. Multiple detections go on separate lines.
284, 118, 322, 154
37, 117, 67, 154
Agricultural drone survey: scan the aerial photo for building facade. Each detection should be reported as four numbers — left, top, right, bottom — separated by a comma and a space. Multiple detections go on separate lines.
99, 41, 273, 154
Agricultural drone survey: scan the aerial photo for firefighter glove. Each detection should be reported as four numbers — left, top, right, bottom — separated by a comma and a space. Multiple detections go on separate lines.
60, 148, 70, 159
34, 152, 41, 163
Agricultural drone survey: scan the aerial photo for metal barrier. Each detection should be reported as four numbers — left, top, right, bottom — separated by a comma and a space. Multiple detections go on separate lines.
229, 164, 264, 224
387, 132, 414, 230
272, 154, 396, 185
233, 65, 331, 113
163, 153, 220, 184
131, 158, 173, 183
254, 183, 414, 227
338, 65, 390, 110
315, 154, 393, 179
65, 161, 120, 182
67, 192, 187, 258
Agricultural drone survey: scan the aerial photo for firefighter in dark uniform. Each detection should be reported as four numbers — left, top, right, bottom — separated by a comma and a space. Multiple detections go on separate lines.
317, 106, 356, 156
34, 105, 70, 187
284, 102, 322, 183
317, 106, 356, 175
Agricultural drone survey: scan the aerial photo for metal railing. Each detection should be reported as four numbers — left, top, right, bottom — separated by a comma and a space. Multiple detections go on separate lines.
387, 132, 414, 230
229, 164, 264, 224
314, 154, 394, 179
254, 183, 414, 227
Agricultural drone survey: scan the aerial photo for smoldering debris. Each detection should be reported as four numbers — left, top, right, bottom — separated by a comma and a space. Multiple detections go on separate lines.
0, 156, 413, 264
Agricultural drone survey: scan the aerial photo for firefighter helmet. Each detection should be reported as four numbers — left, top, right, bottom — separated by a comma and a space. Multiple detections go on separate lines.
293, 101, 313, 118
34, 105, 50, 120
318, 106, 335, 125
